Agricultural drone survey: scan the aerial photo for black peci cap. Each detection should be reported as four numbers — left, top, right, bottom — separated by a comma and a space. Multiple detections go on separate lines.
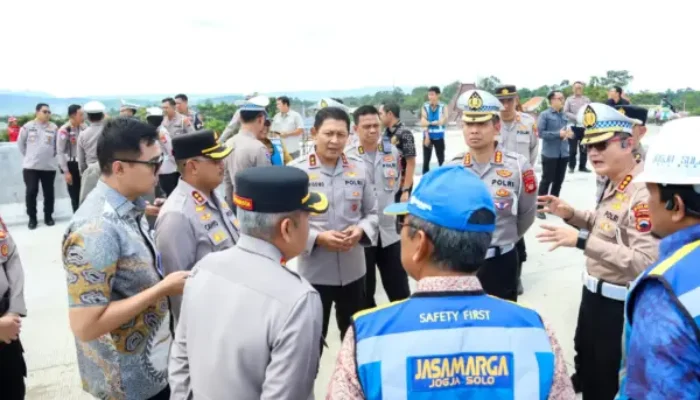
616, 105, 648, 126
234, 166, 328, 213
494, 85, 518, 99
172, 130, 232, 160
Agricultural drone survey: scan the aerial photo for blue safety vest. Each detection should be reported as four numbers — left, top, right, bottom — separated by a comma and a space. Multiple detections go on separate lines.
353, 293, 554, 399
269, 138, 284, 165
617, 234, 700, 399
424, 102, 446, 140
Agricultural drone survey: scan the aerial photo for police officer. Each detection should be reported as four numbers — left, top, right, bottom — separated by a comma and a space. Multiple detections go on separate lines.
219, 93, 255, 144
345, 105, 409, 308
595, 105, 649, 204
618, 117, 700, 400
174, 94, 204, 130
289, 106, 378, 344
0, 217, 28, 399
119, 100, 139, 118
327, 166, 575, 399
537, 103, 659, 400
169, 166, 326, 400
155, 130, 239, 323
494, 84, 539, 295
447, 90, 537, 302
18, 103, 59, 229
224, 96, 272, 206
144, 107, 178, 196
77, 100, 107, 174
58, 104, 87, 212
161, 97, 195, 137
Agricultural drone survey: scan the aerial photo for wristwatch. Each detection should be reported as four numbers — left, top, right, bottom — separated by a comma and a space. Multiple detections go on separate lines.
576, 229, 590, 250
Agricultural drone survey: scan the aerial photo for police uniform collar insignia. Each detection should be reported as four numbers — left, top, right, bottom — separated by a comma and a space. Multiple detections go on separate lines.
463, 153, 472, 166
493, 151, 503, 164
583, 105, 597, 128
0, 243, 7, 257
0, 231, 6, 240
378, 143, 383, 152
467, 92, 483, 111
191, 190, 206, 205
341, 153, 349, 166
616, 175, 633, 192
358, 146, 365, 154
309, 154, 317, 168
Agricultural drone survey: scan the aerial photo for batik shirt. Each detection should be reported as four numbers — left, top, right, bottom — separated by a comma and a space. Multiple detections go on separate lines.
62, 180, 170, 400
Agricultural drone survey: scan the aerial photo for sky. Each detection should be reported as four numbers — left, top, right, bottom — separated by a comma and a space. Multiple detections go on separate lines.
1, 0, 695, 97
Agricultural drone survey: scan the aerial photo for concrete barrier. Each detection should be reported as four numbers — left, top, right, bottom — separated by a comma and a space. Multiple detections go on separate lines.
0, 143, 73, 227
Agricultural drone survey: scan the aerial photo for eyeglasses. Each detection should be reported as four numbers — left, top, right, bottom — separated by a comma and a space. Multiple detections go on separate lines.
115, 154, 164, 174
586, 137, 622, 152
395, 217, 433, 241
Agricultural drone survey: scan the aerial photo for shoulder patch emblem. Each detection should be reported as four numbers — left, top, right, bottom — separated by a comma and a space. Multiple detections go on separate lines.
635, 218, 652, 233
632, 203, 650, 218
522, 169, 537, 194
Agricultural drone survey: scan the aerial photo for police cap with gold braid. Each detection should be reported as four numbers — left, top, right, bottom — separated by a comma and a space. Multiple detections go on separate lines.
493, 84, 518, 99
234, 166, 329, 214
172, 129, 232, 160
456, 89, 505, 123
616, 105, 648, 126
576, 102, 642, 145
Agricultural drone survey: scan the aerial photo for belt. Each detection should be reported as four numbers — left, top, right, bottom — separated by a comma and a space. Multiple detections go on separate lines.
485, 243, 515, 259
582, 271, 627, 301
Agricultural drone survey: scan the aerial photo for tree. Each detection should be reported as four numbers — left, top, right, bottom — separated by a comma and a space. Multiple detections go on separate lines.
476, 76, 502, 92
599, 70, 634, 88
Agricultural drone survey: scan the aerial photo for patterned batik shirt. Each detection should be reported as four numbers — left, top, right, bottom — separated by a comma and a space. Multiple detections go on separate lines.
62, 180, 171, 400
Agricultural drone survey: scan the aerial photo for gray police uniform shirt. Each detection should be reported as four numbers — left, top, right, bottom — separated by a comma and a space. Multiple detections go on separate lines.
218, 109, 241, 144
289, 152, 379, 286
169, 235, 323, 400
345, 138, 401, 248
0, 227, 27, 317
448, 150, 537, 247
224, 130, 272, 203
18, 120, 58, 171
157, 127, 177, 175
162, 113, 195, 138
77, 121, 105, 173
57, 122, 87, 172
498, 112, 539, 166
155, 179, 240, 322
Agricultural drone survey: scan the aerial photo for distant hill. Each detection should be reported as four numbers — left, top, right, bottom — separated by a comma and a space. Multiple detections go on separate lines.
0, 86, 410, 116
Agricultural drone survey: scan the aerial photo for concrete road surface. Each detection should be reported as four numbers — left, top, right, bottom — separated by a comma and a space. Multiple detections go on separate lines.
16, 126, 661, 399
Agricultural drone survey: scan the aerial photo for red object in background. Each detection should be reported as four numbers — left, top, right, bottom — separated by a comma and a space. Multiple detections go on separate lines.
8, 125, 19, 142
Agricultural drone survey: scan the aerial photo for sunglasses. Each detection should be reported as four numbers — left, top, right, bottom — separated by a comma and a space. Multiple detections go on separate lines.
115, 154, 164, 175
585, 137, 622, 152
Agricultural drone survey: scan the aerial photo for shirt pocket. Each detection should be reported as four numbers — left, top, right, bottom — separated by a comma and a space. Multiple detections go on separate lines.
516, 134, 530, 155
44, 133, 55, 146
381, 164, 398, 192
344, 187, 363, 215
207, 229, 233, 250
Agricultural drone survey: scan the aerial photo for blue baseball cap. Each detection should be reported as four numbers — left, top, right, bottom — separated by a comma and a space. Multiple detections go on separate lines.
384, 165, 495, 232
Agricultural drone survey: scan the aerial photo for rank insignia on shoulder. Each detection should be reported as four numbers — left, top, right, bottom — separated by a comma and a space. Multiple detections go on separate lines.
0, 231, 6, 240
1, 243, 8, 257
192, 191, 205, 205
617, 175, 633, 192
494, 151, 503, 164
497, 169, 512, 178
463, 153, 472, 166
309, 154, 317, 167
358, 146, 365, 155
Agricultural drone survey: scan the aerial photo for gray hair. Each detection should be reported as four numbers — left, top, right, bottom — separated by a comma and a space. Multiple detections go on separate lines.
237, 208, 298, 240
406, 212, 493, 273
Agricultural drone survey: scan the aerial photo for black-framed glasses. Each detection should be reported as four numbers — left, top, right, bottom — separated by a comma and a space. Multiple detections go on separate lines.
115, 154, 164, 174
395, 217, 433, 241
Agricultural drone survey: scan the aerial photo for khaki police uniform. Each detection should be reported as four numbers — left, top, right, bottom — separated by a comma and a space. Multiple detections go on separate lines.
77, 121, 104, 173
567, 102, 660, 399
57, 122, 87, 212
154, 130, 237, 322
18, 119, 59, 226
289, 151, 378, 342
0, 223, 28, 397
162, 113, 194, 138
345, 137, 409, 308
169, 166, 326, 400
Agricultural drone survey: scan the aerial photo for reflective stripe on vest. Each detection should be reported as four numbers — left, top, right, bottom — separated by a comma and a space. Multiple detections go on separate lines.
424, 103, 445, 139
353, 295, 554, 400
270, 138, 284, 165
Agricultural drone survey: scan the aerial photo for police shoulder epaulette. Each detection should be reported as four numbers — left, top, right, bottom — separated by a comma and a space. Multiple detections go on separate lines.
616, 174, 634, 192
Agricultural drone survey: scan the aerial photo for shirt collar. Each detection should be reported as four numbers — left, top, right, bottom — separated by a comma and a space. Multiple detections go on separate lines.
659, 224, 700, 258
549, 107, 562, 114
416, 275, 483, 293
236, 234, 285, 265
95, 180, 147, 218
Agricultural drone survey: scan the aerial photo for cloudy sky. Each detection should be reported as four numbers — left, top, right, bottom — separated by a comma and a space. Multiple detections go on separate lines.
1, 0, 694, 97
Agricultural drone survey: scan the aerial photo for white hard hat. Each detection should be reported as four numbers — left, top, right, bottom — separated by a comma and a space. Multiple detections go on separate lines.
84, 101, 106, 114
634, 117, 700, 185
146, 107, 163, 117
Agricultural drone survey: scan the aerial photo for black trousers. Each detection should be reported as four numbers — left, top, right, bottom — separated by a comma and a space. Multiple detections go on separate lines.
313, 276, 367, 350
568, 127, 588, 170
159, 172, 180, 197
515, 238, 526, 279
573, 286, 625, 400
148, 385, 171, 400
23, 169, 56, 219
538, 156, 568, 205
363, 239, 410, 308
66, 160, 82, 212
0, 339, 27, 400
422, 138, 445, 174
477, 248, 519, 301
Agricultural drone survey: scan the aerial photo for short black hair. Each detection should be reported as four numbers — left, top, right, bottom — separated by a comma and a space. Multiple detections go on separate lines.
88, 113, 104, 123
658, 184, 700, 217
573, 81, 585, 87
547, 90, 563, 101
277, 96, 290, 106
382, 103, 401, 119
97, 118, 159, 175
352, 105, 379, 125
146, 115, 164, 127
68, 104, 82, 117
36, 103, 49, 112
314, 107, 350, 131
428, 86, 441, 95
240, 110, 266, 123
174, 94, 188, 102
611, 86, 623, 95
162, 97, 176, 107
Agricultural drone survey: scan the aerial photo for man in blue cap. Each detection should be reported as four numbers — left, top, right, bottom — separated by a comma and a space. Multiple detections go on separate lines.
327, 165, 574, 399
